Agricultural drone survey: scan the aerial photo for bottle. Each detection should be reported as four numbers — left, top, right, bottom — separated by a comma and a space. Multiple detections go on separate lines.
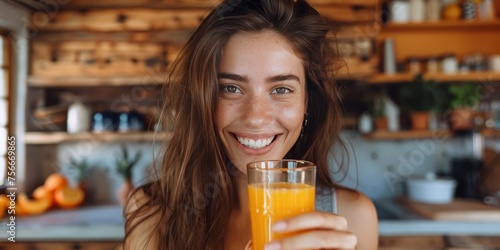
383, 95, 400, 132
462, 0, 476, 20
441, 54, 459, 74
410, 0, 426, 22
478, 0, 495, 20
384, 38, 397, 74
67, 100, 91, 134
426, 0, 441, 21
427, 56, 439, 74
358, 112, 373, 134
391, 0, 410, 23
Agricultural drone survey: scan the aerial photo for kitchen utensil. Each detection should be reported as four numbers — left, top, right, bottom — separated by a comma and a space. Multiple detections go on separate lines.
406, 173, 457, 204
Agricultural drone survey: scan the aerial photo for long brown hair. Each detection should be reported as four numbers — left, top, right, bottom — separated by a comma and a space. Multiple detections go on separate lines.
124, 0, 347, 249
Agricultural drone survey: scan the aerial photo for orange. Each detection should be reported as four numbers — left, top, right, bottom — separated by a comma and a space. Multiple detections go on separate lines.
44, 173, 68, 192
54, 186, 85, 209
33, 185, 56, 208
0, 195, 9, 219
442, 4, 462, 20
17, 193, 51, 215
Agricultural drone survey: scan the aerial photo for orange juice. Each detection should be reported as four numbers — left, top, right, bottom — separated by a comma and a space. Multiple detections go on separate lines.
248, 182, 315, 250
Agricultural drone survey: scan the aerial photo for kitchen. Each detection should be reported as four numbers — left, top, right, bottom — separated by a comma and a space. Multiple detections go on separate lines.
1, 0, 500, 249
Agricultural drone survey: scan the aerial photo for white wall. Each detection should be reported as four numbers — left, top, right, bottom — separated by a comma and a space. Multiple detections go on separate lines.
0, 1, 29, 191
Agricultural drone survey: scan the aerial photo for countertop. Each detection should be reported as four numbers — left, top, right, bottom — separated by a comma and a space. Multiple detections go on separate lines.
1, 201, 500, 242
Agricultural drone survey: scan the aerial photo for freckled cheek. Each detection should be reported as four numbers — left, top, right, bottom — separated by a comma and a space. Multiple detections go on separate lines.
279, 106, 304, 131
215, 102, 237, 132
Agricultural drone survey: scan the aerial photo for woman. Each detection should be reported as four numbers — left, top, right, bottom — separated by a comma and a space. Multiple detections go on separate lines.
124, 0, 378, 249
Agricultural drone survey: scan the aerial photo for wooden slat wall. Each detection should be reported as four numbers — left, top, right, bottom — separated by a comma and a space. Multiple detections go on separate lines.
36, 9, 209, 32
28, 1, 379, 80
33, 8, 375, 32
50, 0, 378, 9
31, 41, 180, 77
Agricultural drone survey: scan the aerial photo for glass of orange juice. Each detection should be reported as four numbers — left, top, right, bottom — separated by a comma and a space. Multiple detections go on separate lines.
247, 160, 316, 250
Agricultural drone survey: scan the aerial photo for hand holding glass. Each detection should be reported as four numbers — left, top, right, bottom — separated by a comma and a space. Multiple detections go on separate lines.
247, 160, 316, 250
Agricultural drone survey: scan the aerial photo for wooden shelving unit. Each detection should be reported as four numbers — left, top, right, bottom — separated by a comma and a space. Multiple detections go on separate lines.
367, 72, 500, 84
25, 131, 172, 144
482, 129, 500, 138
362, 130, 452, 140
384, 19, 500, 31
28, 75, 165, 87
363, 129, 500, 140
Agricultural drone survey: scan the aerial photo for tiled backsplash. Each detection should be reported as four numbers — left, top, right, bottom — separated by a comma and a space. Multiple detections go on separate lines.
45, 131, 496, 204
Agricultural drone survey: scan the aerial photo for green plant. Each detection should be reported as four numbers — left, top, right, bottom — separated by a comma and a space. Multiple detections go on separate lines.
115, 146, 142, 180
448, 82, 479, 109
400, 74, 450, 113
369, 94, 386, 118
68, 157, 91, 184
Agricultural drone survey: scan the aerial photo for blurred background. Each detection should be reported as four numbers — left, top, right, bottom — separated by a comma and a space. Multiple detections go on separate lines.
1, 0, 500, 249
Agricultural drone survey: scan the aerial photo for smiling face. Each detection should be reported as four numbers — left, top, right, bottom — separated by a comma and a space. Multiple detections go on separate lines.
215, 30, 307, 174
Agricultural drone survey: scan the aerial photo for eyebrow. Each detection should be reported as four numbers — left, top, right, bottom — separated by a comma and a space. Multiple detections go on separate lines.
218, 73, 301, 84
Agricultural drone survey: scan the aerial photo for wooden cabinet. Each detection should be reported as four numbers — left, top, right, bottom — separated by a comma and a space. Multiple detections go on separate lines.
379, 236, 446, 250
379, 236, 500, 249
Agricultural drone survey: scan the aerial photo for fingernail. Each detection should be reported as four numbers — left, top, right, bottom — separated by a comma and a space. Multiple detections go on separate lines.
264, 242, 281, 250
272, 221, 287, 231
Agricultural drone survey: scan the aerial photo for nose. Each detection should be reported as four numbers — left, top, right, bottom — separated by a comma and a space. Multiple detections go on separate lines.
241, 93, 272, 128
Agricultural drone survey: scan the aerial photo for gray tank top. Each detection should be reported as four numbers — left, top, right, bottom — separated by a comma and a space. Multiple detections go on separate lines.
315, 185, 338, 214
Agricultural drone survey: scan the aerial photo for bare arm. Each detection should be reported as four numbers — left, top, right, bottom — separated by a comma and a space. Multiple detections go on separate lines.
337, 189, 379, 250
122, 188, 160, 250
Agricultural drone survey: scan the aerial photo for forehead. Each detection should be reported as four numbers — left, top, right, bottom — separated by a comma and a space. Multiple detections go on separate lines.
219, 30, 304, 77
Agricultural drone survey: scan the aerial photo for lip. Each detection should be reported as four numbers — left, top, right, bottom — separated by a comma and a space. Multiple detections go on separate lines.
230, 133, 281, 155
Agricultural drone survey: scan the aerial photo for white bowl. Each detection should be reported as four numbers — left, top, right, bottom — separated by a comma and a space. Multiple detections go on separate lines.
406, 175, 457, 204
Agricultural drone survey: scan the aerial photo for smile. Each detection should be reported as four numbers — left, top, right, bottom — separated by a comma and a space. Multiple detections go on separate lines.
236, 136, 275, 149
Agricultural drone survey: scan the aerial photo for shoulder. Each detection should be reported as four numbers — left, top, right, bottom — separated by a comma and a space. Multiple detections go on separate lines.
123, 186, 160, 249
336, 186, 379, 250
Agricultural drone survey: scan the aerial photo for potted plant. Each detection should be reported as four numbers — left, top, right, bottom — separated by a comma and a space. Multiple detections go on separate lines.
447, 82, 479, 131
369, 94, 388, 131
68, 156, 93, 204
400, 75, 447, 130
115, 146, 142, 206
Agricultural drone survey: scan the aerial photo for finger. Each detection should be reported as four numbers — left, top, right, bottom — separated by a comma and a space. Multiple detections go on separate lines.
272, 211, 348, 233
265, 230, 357, 250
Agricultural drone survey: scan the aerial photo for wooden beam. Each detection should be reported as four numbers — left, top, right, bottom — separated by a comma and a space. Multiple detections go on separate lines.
58, 0, 221, 9
47, 0, 378, 10
34, 9, 210, 32
310, 0, 379, 7
30, 40, 180, 78
318, 6, 376, 23
31, 30, 193, 45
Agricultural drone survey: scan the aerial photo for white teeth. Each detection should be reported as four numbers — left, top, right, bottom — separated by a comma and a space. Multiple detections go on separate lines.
237, 136, 274, 149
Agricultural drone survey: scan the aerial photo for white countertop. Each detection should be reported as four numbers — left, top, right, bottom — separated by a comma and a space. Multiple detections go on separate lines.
1, 204, 500, 241
0, 205, 124, 241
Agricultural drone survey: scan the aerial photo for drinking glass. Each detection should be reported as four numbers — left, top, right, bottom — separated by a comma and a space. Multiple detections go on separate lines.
247, 160, 316, 250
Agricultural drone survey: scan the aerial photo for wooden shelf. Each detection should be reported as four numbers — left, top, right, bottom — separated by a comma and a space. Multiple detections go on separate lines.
482, 129, 500, 138
362, 130, 452, 140
384, 19, 500, 31
25, 131, 172, 144
367, 72, 500, 84
363, 129, 500, 140
28, 75, 165, 87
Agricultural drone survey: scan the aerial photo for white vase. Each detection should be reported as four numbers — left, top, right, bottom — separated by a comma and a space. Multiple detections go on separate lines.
383, 95, 400, 132
67, 101, 91, 134
358, 112, 373, 134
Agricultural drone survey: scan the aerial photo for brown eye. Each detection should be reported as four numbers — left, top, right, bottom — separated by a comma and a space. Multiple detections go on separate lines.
272, 87, 292, 94
220, 85, 241, 93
